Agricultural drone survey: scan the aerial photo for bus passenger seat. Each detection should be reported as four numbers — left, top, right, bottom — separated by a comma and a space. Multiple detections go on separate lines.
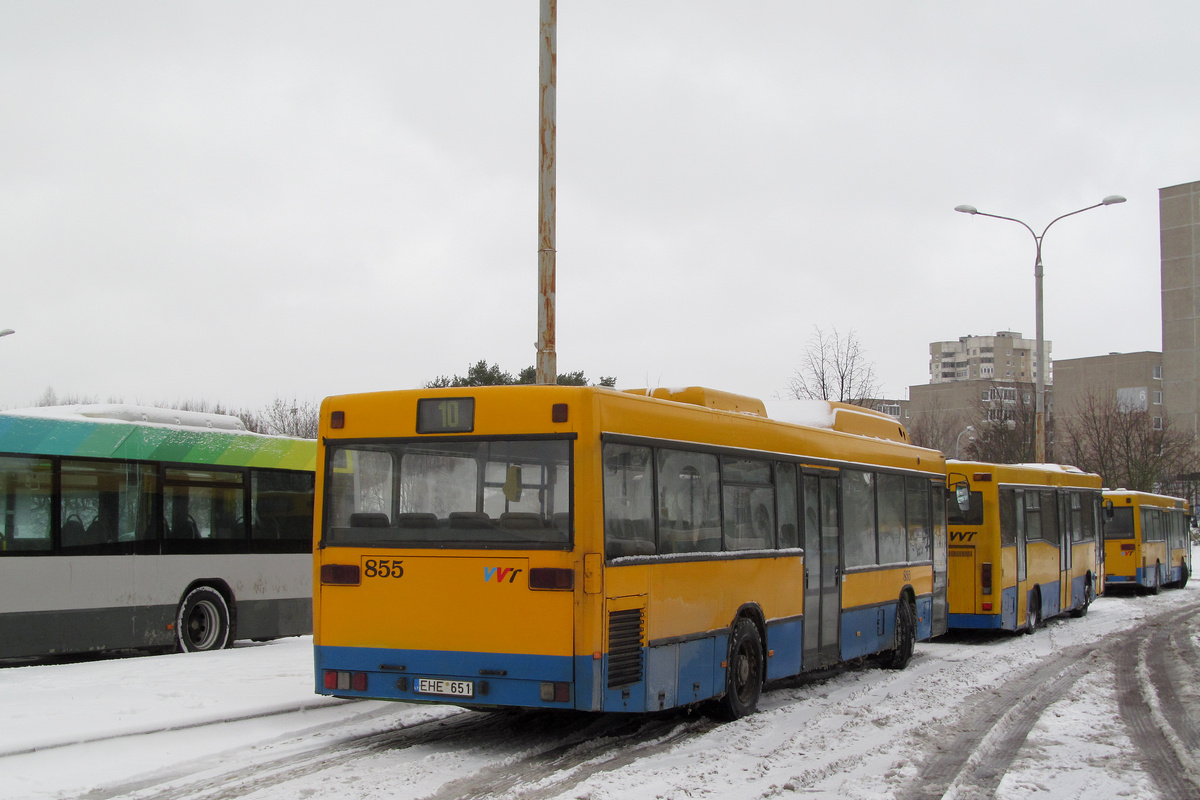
499, 512, 544, 530
395, 513, 438, 528
448, 511, 493, 529
349, 512, 391, 528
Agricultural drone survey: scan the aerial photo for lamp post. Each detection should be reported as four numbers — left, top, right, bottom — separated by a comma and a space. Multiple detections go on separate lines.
0, 329, 14, 339
955, 425, 976, 459
954, 195, 1126, 463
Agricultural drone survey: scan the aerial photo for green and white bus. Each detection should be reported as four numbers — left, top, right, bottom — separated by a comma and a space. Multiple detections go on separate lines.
0, 405, 315, 659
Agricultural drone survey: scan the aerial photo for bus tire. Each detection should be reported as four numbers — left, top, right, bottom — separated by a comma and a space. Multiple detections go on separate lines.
879, 596, 916, 670
177, 586, 232, 653
1148, 564, 1162, 596
1070, 577, 1093, 618
1024, 590, 1040, 635
1181, 562, 1190, 589
717, 618, 763, 720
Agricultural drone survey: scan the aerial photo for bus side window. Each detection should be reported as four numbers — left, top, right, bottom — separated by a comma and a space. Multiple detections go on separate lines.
1, 456, 53, 552
999, 488, 1017, 547
602, 444, 655, 559
842, 469, 877, 568
905, 476, 930, 561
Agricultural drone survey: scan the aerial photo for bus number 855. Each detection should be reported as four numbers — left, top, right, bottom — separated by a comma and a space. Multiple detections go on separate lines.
363, 559, 404, 579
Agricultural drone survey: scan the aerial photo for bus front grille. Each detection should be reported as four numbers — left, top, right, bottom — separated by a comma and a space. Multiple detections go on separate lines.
606, 608, 645, 688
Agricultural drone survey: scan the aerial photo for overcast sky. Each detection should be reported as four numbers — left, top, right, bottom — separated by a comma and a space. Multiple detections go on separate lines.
1, 2, 1196, 412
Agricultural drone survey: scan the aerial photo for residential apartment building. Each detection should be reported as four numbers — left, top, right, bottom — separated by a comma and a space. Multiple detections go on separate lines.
1053, 351, 1165, 432
1161, 180, 1200, 437
928, 331, 1051, 385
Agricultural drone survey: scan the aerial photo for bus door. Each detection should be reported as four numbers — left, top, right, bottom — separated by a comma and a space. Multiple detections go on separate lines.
1015, 489, 1028, 621
801, 470, 841, 669
1059, 491, 1072, 609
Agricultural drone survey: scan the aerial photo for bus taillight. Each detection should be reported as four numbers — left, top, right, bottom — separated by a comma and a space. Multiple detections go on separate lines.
529, 567, 574, 591
324, 670, 368, 691
981, 562, 993, 596
321, 564, 361, 585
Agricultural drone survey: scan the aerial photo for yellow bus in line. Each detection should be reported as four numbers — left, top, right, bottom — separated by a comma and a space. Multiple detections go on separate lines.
313, 386, 948, 718
946, 461, 1103, 632
1103, 490, 1192, 592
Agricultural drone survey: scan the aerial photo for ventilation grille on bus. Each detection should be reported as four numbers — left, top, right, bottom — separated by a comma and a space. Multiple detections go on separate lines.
607, 608, 645, 689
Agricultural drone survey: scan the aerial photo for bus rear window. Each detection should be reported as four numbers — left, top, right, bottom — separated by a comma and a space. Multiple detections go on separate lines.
322, 438, 571, 549
1104, 507, 1134, 539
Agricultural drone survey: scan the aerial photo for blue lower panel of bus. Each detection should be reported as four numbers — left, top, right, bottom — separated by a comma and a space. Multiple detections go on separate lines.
1035, 581, 1061, 620
840, 596, 933, 661
315, 645, 576, 709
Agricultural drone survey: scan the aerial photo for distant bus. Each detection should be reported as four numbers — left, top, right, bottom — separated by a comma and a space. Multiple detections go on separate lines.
0, 405, 316, 659
946, 461, 1103, 632
314, 385, 948, 718
1103, 490, 1191, 592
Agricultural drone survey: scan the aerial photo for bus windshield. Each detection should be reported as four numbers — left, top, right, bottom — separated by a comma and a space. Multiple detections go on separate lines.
1104, 506, 1134, 539
322, 437, 572, 549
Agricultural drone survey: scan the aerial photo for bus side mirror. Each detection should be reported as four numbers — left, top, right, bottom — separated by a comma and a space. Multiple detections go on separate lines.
954, 482, 970, 513
1103, 499, 1114, 520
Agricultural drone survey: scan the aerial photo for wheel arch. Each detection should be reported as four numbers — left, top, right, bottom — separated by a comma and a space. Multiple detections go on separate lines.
178, 579, 238, 641
731, 603, 767, 681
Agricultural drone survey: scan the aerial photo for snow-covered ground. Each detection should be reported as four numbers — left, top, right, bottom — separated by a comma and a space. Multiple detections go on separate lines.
2, 584, 1198, 800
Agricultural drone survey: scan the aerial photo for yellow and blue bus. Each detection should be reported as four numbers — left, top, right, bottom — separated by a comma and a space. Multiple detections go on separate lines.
0, 405, 316, 659
314, 386, 948, 718
946, 461, 1103, 632
1103, 490, 1192, 592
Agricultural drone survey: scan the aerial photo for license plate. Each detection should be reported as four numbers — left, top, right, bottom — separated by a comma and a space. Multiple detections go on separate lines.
414, 678, 474, 698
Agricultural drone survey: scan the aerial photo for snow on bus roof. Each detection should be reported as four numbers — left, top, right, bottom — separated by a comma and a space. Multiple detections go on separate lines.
0, 404, 247, 432
760, 399, 836, 429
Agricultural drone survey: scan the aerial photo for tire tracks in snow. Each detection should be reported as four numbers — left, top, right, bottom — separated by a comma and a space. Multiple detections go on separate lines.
901, 598, 1200, 800
1115, 602, 1200, 799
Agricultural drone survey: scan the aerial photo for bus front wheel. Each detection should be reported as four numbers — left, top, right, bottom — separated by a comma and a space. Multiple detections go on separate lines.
718, 618, 763, 720
879, 596, 916, 670
1181, 562, 1190, 589
177, 586, 232, 653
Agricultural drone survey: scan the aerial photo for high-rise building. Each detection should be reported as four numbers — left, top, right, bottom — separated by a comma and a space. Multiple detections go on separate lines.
1161, 180, 1200, 436
928, 331, 1051, 385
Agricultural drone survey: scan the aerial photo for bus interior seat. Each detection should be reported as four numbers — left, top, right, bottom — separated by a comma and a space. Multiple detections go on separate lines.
499, 512, 545, 530
60, 517, 86, 547
448, 511, 493, 529
350, 512, 391, 528
395, 512, 438, 528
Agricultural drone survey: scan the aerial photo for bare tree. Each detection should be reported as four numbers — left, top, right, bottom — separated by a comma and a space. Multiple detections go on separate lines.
1060, 389, 1196, 491
786, 326, 879, 406
259, 397, 320, 439
964, 383, 1039, 464
909, 396, 972, 457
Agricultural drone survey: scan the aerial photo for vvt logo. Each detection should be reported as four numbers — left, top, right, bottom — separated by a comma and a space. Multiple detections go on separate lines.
484, 566, 524, 584
951, 531, 979, 543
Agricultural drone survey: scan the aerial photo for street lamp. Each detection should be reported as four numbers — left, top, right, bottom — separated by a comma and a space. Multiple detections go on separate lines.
954, 195, 1126, 463
955, 425, 976, 459
0, 329, 14, 338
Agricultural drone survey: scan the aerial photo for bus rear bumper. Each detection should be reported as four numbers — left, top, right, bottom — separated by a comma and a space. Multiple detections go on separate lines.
314, 645, 577, 710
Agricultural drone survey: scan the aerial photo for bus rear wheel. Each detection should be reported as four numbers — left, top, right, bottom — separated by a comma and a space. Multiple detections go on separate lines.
879, 596, 916, 670
1148, 564, 1162, 596
717, 618, 763, 720
177, 586, 232, 653
1181, 562, 1190, 589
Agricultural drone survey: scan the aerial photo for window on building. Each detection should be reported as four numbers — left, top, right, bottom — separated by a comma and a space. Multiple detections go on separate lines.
1154, 391, 1163, 405
1153, 365, 1163, 380
1154, 417, 1164, 430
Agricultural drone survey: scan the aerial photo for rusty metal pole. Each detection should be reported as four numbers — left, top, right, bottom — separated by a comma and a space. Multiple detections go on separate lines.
536, 0, 557, 385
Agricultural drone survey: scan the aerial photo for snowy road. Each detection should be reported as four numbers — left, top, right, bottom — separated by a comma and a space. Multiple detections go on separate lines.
2, 584, 1198, 800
